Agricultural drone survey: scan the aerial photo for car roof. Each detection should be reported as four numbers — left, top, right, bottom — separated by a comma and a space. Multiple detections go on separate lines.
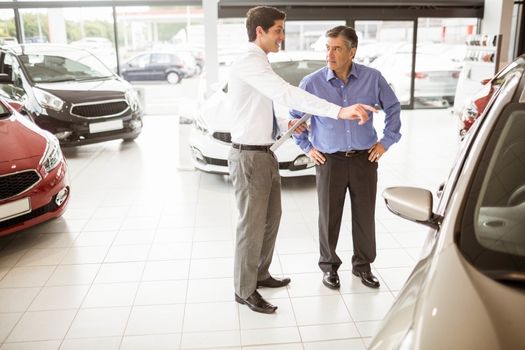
1, 44, 92, 56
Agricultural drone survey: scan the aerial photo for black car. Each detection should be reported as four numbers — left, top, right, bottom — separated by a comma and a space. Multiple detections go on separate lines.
120, 51, 199, 84
0, 44, 143, 146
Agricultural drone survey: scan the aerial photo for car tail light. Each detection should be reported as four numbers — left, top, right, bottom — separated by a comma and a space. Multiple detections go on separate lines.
452, 71, 460, 79
414, 72, 428, 79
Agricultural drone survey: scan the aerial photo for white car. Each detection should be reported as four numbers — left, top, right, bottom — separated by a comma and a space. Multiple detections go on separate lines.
369, 54, 525, 350
371, 43, 463, 105
189, 52, 326, 177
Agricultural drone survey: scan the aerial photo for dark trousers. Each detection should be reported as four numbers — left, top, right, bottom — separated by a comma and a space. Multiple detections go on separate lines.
316, 151, 377, 273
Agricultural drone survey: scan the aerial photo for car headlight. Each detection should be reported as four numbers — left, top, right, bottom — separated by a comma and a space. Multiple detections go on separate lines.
33, 88, 64, 111
193, 115, 209, 134
125, 89, 140, 112
41, 134, 63, 173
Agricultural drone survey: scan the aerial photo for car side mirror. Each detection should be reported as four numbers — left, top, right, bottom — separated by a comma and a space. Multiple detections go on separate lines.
383, 186, 441, 229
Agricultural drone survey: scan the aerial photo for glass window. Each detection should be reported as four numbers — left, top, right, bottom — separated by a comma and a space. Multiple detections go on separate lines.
414, 18, 478, 108
284, 20, 345, 52
0, 9, 16, 45
358, 20, 414, 107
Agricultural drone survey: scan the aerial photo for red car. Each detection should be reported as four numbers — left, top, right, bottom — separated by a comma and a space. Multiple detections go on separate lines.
0, 98, 70, 236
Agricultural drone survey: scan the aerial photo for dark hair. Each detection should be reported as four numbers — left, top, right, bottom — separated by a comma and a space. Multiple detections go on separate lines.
246, 6, 286, 42
325, 26, 358, 49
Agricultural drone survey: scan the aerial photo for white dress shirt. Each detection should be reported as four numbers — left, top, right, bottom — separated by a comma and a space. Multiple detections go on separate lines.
228, 43, 341, 145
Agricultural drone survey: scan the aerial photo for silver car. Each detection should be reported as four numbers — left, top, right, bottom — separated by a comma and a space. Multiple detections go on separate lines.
370, 54, 525, 350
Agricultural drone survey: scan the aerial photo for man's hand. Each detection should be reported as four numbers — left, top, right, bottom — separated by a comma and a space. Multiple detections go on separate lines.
337, 104, 377, 125
288, 119, 308, 134
368, 143, 385, 162
308, 147, 326, 165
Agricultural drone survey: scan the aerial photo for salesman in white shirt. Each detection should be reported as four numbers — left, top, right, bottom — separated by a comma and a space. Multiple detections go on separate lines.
228, 5, 376, 314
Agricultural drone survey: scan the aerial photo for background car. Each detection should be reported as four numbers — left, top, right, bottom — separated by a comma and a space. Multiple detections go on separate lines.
369, 54, 525, 349
0, 44, 143, 146
370, 43, 462, 106
0, 97, 70, 236
120, 51, 198, 84
188, 51, 326, 177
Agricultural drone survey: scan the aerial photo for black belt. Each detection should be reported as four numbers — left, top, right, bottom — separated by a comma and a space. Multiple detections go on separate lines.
232, 143, 272, 152
331, 149, 367, 157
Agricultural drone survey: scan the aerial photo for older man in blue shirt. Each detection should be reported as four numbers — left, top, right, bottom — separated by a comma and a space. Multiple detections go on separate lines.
291, 26, 401, 289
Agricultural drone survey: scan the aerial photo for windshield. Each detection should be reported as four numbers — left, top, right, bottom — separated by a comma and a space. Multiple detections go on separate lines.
19, 48, 114, 83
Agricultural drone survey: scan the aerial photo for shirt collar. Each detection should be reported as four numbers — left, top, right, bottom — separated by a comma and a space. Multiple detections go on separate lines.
325, 63, 359, 82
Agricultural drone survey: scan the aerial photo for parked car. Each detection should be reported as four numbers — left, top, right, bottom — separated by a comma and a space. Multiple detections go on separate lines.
371, 43, 462, 105
0, 44, 143, 146
0, 97, 70, 236
189, 51, 326, 177
120, 51, 198, 84
369, 54, 525, 350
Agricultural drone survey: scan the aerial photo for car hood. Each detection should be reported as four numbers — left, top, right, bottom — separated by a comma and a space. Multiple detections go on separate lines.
0, 114, 47, 163
371, 244, 525, 350
35, 77, 130, 104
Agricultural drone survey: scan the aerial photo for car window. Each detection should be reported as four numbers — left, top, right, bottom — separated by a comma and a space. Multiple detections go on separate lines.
129, 54, 150, 68
20, 50, 114, 83
272, 60, 326, 87
151, 54, 172, 65
459, 105, 525, 283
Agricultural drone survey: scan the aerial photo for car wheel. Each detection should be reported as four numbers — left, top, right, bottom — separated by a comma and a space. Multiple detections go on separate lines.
166, 72, 181, 84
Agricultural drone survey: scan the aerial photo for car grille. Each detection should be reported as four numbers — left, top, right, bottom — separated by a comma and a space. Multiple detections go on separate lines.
0, 170, 40, 200
71, 100, 129, 119
212, 132, 231, 143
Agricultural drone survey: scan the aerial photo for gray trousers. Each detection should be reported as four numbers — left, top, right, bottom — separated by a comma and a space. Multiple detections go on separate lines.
316, 151, 377, 273
228, 148, 282, 299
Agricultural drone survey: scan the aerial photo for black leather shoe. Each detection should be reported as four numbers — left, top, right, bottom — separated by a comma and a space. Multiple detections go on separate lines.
257, 276, 291, 288
235, 291, 277, 314
322, 271, 340, 289
352, 270, 380, 288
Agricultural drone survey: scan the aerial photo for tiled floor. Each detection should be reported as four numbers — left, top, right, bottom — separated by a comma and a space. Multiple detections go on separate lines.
0, 108, 459, 349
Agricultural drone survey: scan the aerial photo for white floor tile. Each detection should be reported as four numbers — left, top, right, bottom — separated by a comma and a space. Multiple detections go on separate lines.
121, 334, 181, 350
142, 260, 190, 281
67, 307, 130, 338
104, 244, 150, 263
94, 262, 145, 283
46, 264, 100, 286
125, 304, 185, 335
355, 320, 382, 338
148, 243, 192, 260
180, 330, 240, 349
60, 337, 121, 350
0, 288, 40, 312
82, 283, 138, 308
241, 327, 300, 346
303, 338, 366, 350
298, 323, 360, 342
0, 340, 61, 350
0, 313, 22, 343
0, 266, 56, 288
7, 310, 77, 342
183, 302, 239, 332
342, 292, 395, 322
134, 280, 188, 305
29, 285, 89, 311
291, 295, 352, 326
186, 278, 233, 303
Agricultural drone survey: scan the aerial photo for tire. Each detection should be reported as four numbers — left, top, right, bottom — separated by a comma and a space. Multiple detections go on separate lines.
166, 72, 181, 84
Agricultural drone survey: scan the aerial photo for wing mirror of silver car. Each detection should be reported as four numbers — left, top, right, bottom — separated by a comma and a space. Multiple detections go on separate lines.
383, 186, 442, 229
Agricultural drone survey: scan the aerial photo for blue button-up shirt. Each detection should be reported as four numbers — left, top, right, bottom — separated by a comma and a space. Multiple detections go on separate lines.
291, 63, 401, 153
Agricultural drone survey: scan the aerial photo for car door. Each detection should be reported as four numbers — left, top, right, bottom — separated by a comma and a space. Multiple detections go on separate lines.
123, 54, 151, 81
149, 53, 172, 80
0, 53, 29, 105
